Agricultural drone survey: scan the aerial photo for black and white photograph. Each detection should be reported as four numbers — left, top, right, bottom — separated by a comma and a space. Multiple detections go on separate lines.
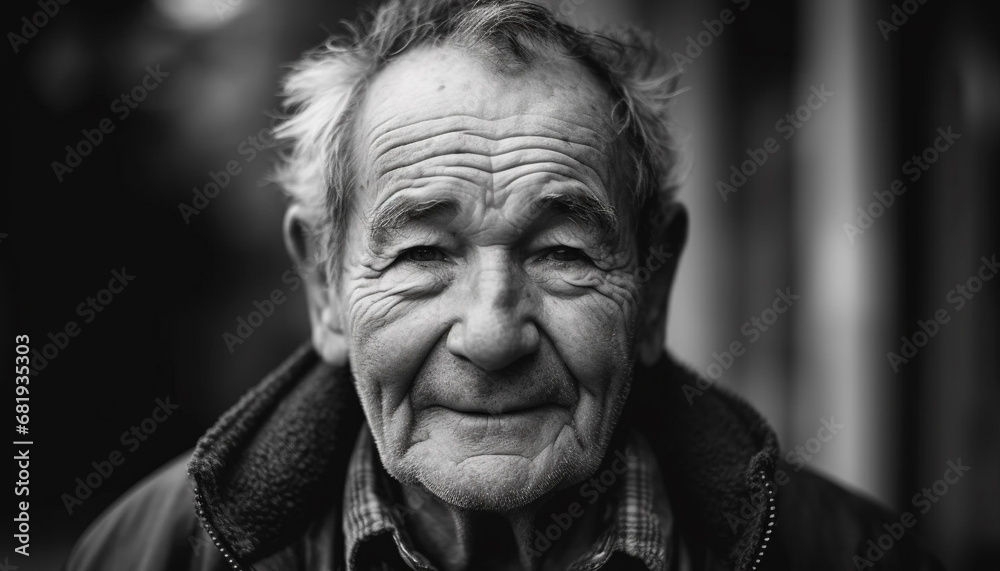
4, 0, 998, 569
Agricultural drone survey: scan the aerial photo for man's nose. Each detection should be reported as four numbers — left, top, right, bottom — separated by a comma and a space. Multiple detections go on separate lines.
446, 263, 540, 371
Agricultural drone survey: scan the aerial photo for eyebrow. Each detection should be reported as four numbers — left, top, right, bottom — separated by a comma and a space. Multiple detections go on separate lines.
527, 192, 620, 240
368, 196, 460, 249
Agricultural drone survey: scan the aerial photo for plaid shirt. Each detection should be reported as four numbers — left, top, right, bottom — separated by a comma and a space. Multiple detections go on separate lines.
343, 426, 690, 571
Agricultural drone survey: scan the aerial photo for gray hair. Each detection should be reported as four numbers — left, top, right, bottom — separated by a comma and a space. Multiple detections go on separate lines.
273, 0, 683, 281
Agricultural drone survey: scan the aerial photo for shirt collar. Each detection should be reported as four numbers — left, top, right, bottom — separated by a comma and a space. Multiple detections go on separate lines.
342, 427, 434, 570
569, 430, 674, 571
342, 425, 675, 571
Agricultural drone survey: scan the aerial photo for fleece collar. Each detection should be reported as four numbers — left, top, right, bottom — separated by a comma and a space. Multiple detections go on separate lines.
187, 344, 778, 570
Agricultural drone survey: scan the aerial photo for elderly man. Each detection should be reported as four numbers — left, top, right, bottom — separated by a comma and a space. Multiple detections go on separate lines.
68, 1, 942, 570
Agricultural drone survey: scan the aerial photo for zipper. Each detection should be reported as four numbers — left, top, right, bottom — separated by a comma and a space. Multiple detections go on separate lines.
390, 531, 436, 570
748, 470, 776, 571
191, 474, 250, 571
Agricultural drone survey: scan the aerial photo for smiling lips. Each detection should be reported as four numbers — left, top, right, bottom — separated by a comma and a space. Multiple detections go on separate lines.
407, 343, 581, 422
430, 403, 566, 444
436, 399, 554, 416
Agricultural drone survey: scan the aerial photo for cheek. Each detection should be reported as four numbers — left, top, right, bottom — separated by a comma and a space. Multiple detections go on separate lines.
538, 274, 641, 399
344, 276, 452, 414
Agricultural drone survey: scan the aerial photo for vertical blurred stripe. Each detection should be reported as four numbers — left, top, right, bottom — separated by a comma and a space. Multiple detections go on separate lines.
919, 11, 1000, 566
791, 0, 896, 502
668, 7, 732, 396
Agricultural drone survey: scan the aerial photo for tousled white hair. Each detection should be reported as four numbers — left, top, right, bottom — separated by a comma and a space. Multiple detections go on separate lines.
272, 0, 683, 281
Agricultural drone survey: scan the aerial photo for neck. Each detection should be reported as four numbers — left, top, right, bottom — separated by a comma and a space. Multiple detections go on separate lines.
401, 482, 610, 571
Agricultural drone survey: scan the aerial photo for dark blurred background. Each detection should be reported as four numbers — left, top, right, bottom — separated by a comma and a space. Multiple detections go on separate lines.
3, 0, 998, 569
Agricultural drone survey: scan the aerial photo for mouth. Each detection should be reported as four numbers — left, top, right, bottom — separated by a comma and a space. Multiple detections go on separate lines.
429, 403, 564, 440
439, 402, 553, 416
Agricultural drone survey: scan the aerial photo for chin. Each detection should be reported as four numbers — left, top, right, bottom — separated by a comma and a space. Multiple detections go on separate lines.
392, 436, 597, 512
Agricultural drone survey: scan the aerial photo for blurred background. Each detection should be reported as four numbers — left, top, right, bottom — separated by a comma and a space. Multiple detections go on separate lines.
3, 0, 998, 569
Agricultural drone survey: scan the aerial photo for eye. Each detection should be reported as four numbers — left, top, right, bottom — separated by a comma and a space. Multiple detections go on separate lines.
400, 246, 446, 263
545, 247, 588, 263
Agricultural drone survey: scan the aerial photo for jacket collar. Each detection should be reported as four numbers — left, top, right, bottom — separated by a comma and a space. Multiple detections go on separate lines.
623, 353, 779, 570
188, 343, 778, 570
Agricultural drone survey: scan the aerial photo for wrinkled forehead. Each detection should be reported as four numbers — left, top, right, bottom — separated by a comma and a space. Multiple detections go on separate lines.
353, 45, 620, 204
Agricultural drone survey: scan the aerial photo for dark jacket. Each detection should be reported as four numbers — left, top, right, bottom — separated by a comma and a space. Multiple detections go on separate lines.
66, 344, 943, 570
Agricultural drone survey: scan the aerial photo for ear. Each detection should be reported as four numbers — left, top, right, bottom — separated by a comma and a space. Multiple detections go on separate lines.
636, 202, 688, 367
283, 204, 349, 366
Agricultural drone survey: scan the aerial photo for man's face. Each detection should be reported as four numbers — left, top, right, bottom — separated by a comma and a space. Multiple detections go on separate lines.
335, 46, 646, 510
